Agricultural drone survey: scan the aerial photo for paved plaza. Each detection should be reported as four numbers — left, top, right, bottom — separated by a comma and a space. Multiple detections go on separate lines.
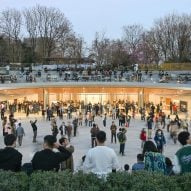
0, 111, 187, 171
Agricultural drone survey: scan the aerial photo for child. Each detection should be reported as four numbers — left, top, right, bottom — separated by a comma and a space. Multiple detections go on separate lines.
140, 128, 147, 149
124, 164, 130, 172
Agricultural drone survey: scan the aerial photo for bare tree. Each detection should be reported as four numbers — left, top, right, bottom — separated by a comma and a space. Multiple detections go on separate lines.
0, 8, 22, 62
23, 8, 38, 62
23, 5, 72, 62
153, 13, 191, 62
66, 34, 85, 63
90, 32, 111, 66
122, 24, 144, 54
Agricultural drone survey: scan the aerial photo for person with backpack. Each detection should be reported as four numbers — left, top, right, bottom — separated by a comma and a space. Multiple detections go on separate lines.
117, 128, 127, 156
143, 140, 166, 174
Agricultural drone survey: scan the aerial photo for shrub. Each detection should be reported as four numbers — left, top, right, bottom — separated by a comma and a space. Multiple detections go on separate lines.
175, 173, 191, 191
0, 170, 28, 191
1, 170, 191, 191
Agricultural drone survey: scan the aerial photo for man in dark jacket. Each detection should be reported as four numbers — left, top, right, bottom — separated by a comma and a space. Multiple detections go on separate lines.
0, 134, 22, 172
32, 135, 71, 171
30, 119, 38, 142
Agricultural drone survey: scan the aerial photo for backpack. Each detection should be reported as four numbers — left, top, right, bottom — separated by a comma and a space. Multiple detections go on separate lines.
144, 152, 166, 174
117, 132, 125, 142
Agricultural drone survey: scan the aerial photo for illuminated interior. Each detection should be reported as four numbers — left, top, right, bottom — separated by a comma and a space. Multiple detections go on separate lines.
0, 85, 191, 111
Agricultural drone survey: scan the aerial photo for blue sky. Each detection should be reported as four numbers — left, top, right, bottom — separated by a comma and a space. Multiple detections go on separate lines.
1, 0, 191, 44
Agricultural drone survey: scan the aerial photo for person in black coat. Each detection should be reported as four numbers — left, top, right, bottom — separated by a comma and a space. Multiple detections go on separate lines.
30, 119, 38, 143
31, 135, 71, 171
0, 134, 22, 172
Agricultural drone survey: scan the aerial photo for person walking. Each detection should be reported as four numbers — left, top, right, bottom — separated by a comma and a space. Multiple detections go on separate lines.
30, 119, 38, 143
16, 123, 25, 146
83, 131, 119, 178
110, 121, 117, 143
154, 129, 166, 153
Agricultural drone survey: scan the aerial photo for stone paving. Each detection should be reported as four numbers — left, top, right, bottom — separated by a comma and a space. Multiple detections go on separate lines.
1, 111, 188, 171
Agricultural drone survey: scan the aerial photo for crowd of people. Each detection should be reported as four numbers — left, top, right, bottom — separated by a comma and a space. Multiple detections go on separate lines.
0, 99, 191, 178
1, 65, 188, 84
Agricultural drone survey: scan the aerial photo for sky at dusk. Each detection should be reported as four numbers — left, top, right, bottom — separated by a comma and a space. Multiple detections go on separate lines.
0, 0, 191, 44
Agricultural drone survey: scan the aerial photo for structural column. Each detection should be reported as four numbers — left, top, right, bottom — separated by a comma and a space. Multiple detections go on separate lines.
43, 89, 49, 109
138, 88, 144, 108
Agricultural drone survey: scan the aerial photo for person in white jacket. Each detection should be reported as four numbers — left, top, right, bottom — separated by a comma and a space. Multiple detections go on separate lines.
83, 130, 119, 178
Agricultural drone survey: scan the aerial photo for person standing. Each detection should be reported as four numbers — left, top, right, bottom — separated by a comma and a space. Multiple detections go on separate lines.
110, 121, 117, 143
59, 137, 74, 172
90, 123, 100, 148
147, 115, 153, 139
78, 112, 83, 126
59, 122, 65, 137
83, 131, 119, 178
46, 107, 52, 121
32, 135, 71, 171
72, 117, 78, 137
173, 131, 191, 174
30, 119, 38, 143
51, 118, 58, 139
140, 128, 147, 149
117, 128, 127, 156
16, 123, 25, 146
0, 134, 22, 172
65, 121, 72, 142
103, 113, 107, 128
112, 107, 116, 120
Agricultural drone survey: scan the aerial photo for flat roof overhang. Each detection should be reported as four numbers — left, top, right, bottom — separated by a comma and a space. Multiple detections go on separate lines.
0, 82, 191, 97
